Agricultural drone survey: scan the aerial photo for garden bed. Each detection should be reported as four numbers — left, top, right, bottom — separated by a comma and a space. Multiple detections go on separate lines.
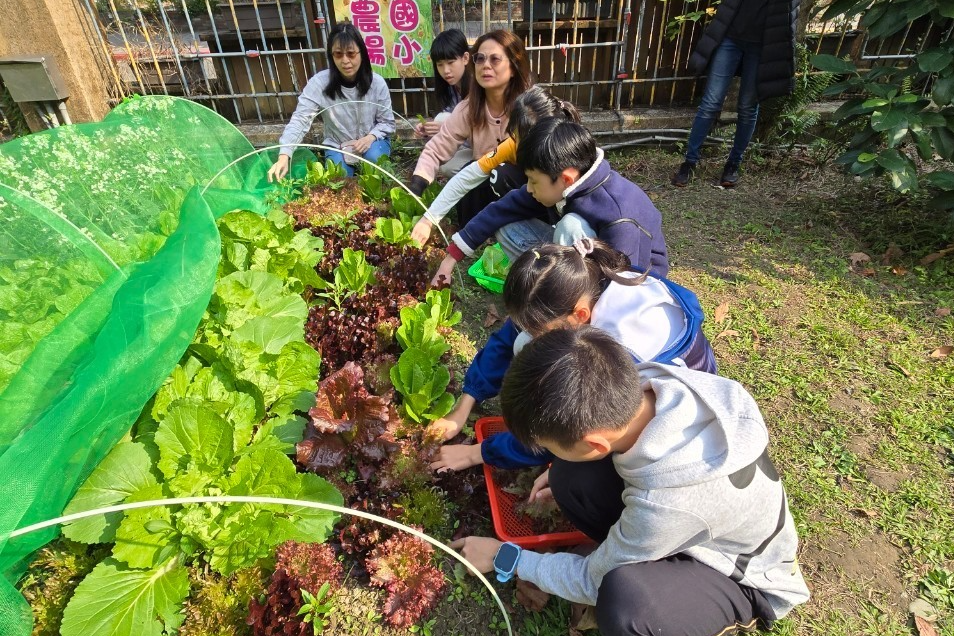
16, 156, 517, 636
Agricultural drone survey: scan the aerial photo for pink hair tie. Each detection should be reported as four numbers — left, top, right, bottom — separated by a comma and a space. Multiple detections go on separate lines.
573, 237, 595, 257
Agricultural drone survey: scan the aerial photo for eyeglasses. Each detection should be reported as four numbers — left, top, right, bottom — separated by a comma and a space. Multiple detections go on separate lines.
332, 49, 360, 61
474, 53, 506, 68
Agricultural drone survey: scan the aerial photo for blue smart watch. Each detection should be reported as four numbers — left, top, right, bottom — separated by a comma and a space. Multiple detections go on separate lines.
493, 541, 522, 583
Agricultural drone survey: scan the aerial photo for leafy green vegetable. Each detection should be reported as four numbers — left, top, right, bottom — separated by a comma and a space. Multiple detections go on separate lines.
421, 289, 461, 328
150, 358, 261, 452
217, 209, 325, 294
304, 158, 348, 190
389, 347, 455, 423
59, 207, 340, 636
395, 305, 450, 360
358, 157, 391, 202
317, 248, 377, 310
154, 398, 234, 483
60, 557, 190, 636
389, 187, 425, 226
374, 217, 415, 246
62, 442, 158, 544
336, 248, 376, 294
480, 244, 510, 279
0, 258, 103, 392
112, 485, 174, 569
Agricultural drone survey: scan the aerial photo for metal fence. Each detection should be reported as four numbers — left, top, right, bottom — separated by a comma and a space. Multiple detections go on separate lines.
79, 0, 951, 123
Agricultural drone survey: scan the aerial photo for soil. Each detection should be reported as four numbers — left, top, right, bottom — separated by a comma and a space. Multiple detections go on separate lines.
804, 530, 908, 613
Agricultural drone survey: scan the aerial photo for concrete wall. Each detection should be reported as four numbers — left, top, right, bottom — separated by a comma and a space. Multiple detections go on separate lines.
0, 0, 114, 128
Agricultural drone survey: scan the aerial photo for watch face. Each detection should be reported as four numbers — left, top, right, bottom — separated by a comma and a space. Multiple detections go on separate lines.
495, 543, 520, 572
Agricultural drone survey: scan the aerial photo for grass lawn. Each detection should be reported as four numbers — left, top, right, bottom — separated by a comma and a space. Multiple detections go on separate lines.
627, 147, 953, 636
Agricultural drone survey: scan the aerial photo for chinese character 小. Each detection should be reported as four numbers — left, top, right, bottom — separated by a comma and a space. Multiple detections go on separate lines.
392, 33, 423, 64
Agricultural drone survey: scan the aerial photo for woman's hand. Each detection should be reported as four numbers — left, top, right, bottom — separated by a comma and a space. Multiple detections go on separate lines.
267, 154, 290, 182
350, 134, 375, 155
449, 536, 503, 574
431, 254, 458, 287
411, 217, 434, 247
414, 121, 443, 138
528, 468, 552, 503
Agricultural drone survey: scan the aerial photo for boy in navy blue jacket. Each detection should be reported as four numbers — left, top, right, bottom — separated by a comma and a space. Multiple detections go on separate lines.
429, 118, 669, 286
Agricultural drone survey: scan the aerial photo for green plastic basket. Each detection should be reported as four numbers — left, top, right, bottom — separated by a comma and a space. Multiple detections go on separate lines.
467, 244, 509, 294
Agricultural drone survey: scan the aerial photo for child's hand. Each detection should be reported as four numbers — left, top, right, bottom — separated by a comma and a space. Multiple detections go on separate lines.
267, 155, 290, 182
431, 254, 458, 287
528, 468, 552, 503
422, 120, 442, 136
429, 443, 483, 473
427, 395, 475, 440
449, 536, 503, 574
411, 217, 434, 246
414, 122, 427, 138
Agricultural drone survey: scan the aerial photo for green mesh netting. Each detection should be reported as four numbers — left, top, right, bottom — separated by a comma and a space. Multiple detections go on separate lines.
0, 96, 306, 636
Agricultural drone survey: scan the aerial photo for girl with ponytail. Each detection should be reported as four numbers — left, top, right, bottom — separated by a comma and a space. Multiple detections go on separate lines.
429, 238, 717, 471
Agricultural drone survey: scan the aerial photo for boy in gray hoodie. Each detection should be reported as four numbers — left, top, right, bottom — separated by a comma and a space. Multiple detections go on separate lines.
450, 326, 809, 635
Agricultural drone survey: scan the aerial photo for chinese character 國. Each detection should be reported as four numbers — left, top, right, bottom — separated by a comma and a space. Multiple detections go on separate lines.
388, 0, 420, 31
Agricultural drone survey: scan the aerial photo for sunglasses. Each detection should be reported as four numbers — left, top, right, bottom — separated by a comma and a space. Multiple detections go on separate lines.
332, 49, 360, 60
474, 53, 506, 68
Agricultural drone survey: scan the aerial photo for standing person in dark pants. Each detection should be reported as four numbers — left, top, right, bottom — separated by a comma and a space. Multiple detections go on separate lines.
672, 0, 800, 188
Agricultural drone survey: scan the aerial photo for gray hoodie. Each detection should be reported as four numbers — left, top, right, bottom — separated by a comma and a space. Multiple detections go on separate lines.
516, 363, 810, 618
278, 70, 395, 157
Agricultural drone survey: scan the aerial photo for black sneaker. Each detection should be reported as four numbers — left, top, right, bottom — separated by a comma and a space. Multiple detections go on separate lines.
671, 161, 694, 187
720, 162, 740, 187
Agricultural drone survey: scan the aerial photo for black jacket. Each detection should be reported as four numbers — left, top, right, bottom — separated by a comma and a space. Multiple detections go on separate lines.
687, 0, 800, 101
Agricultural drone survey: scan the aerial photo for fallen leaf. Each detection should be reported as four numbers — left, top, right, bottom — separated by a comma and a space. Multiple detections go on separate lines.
851, 508, 879, 518
910, 598, 939, 622
887, 361, 912, 377
936, 307, 951, 317
849, 252, 871, 267
714, 302, 730, 324
919, 244, 954, 266
715, 329, 740, 340
891, 266, 908, 276
929, 345, 952, 358
570, 604, 599, 631
515, 579, 549, 612
915, 616, 938, 636
483, 304, 501, 328
882, 242, 904, 264
861, 267, 877, 277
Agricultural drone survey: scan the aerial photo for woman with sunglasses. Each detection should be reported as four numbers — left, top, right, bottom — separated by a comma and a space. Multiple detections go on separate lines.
409, 30, 532, 225
268, 22, 395, 180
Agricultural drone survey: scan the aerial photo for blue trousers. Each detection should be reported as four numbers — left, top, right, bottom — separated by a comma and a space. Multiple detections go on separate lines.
325, 138, 391, 176
685, 38, 761, 166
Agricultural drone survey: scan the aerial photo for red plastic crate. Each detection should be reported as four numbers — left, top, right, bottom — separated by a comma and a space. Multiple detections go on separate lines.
475, 416, 592, 549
